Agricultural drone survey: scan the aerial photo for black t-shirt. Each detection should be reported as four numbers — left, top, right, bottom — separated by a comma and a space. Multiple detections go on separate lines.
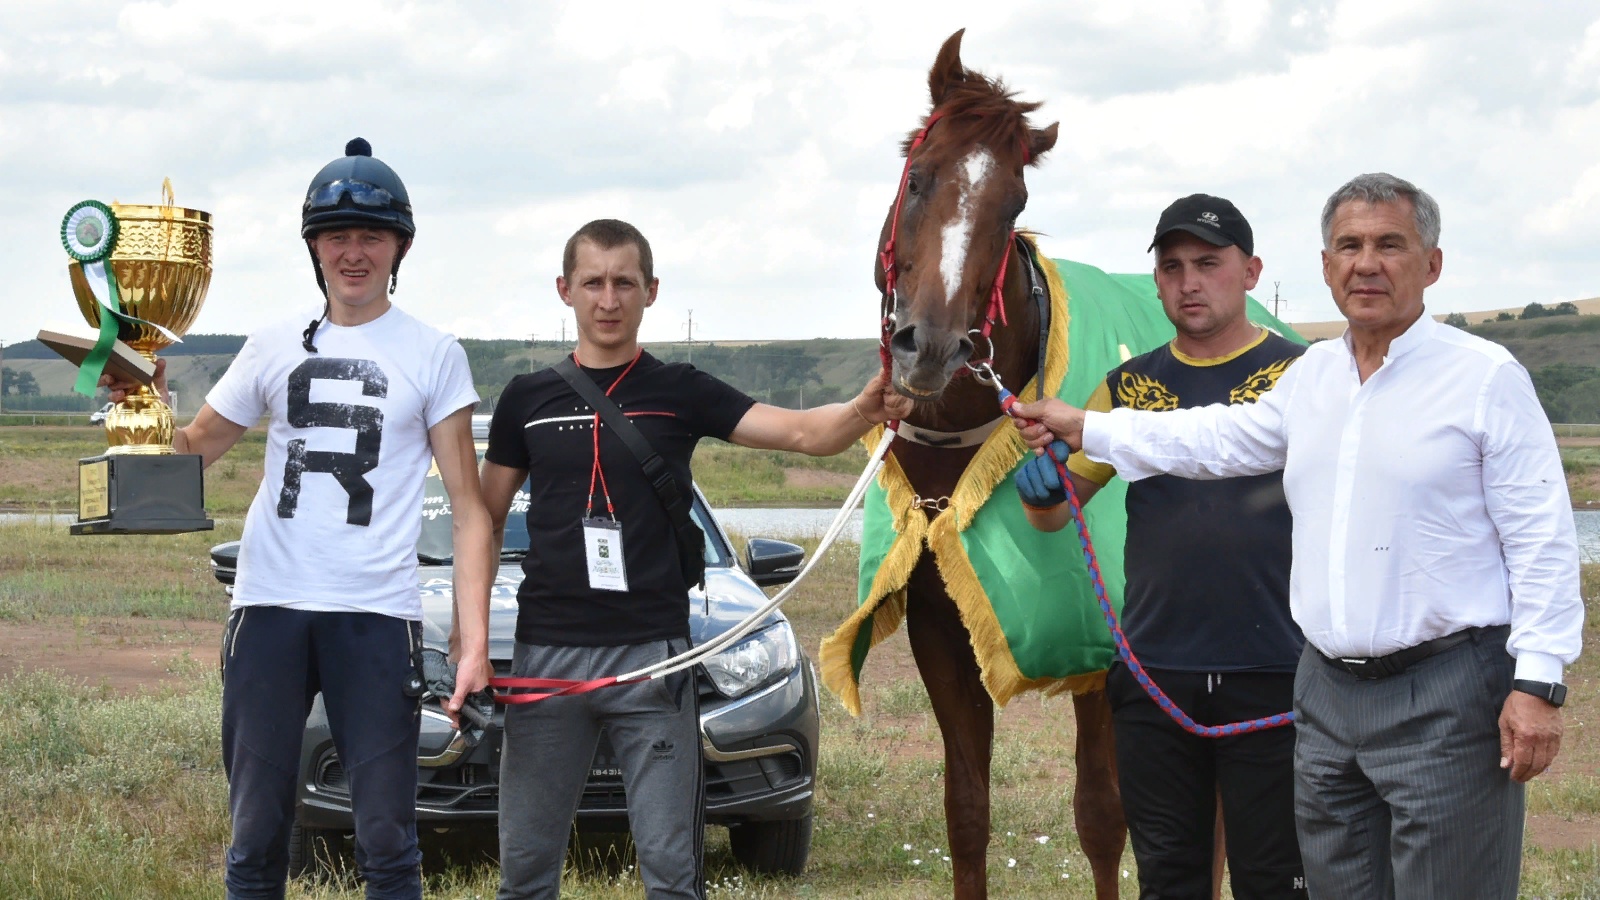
485, 352, 756, 646
1085, 331, 1307, 672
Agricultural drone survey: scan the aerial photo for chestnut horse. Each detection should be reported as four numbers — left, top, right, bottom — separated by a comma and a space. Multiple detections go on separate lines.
872, 30, 1127, 899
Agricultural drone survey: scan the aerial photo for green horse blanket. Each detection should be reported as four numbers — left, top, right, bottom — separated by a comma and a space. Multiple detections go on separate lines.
820, 244, 1300, 714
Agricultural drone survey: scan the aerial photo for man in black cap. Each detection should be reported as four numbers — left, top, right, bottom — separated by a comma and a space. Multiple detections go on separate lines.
1015, 194, 1308, 898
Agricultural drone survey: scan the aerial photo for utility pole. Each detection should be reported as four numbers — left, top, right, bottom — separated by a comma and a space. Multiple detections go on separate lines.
560, 320, 567, 346
0, 339, 6, 416
529, 332, 538, 372
1272, 281, 1284, 319
683, 309, 694, 364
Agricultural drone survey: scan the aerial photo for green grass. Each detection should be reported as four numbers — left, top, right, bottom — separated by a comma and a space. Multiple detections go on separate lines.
0, 425, 266, 514
1566, 448, 1600, 471
0, 425, 868, 512
1565, 448, 1600, 505
0, 517, 241, 622
0, 524, 1596, 896
691, 441, 871, 506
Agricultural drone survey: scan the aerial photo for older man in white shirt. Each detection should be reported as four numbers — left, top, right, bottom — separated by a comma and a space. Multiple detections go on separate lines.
1013, 173, 1583, 899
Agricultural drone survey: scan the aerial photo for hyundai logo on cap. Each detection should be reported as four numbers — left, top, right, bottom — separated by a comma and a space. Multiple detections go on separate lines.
1150, 194, 1254, 257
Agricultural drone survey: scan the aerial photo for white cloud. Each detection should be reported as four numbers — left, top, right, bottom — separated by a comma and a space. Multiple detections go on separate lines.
2, 0, 1598, 357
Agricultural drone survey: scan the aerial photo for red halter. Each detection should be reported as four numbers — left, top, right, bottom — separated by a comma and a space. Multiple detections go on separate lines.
878, 110, 1029, 374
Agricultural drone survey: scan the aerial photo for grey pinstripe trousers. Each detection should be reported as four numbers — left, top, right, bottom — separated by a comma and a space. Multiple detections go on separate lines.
1292, 627, 1523, 899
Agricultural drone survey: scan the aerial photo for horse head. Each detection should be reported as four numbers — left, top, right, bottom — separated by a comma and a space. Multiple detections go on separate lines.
878, 29, 1059, 402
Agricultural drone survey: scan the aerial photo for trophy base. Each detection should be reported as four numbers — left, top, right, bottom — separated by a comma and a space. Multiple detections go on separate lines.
73, 453, 214, 535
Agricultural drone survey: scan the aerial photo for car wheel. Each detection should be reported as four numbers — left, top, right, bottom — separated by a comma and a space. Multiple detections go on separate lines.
728, 814, 813, 875
287, 820, 341, 878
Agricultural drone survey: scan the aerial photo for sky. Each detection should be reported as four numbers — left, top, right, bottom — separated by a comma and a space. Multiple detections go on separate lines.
3, 0, 1598, 351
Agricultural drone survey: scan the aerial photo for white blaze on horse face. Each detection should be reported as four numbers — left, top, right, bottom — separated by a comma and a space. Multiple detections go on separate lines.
939, 147, 995, 306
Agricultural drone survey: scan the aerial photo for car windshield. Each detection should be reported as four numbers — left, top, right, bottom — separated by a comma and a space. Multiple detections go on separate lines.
415, 447, 731, 568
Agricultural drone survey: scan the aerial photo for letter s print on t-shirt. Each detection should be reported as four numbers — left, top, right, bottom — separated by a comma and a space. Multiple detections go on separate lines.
277, 358, 389, 526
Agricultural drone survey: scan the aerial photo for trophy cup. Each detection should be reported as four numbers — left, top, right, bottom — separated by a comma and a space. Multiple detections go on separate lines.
37, 182, 215, 535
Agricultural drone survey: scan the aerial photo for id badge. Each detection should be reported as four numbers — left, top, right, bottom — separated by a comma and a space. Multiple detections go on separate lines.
582, 517, 629, 592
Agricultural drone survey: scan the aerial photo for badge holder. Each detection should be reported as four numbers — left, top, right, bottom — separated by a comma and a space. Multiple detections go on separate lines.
583, 516, 628, 592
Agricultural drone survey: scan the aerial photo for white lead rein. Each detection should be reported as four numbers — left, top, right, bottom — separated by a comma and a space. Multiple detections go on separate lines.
616, 425, 899, 683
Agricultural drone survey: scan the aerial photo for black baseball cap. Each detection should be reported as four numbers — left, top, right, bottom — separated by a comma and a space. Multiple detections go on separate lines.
1149, 194, 1253, 257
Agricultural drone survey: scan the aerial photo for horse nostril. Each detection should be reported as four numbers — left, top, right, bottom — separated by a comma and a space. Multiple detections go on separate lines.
890, 325, 919, 357
953, 336, 975, 366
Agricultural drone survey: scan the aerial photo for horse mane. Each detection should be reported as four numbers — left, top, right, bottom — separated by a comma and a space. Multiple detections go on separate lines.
902, 68, 1043, 163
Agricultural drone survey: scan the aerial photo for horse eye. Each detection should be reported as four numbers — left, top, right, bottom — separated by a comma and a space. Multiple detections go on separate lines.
907, 172, 923, 196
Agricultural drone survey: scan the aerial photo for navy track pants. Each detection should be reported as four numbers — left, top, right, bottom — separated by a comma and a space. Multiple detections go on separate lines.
220, 605, 423, 900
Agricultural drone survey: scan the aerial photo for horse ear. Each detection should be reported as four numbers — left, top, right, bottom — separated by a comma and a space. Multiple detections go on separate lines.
1028, 122, 1059, 165
929, 29, 967, 106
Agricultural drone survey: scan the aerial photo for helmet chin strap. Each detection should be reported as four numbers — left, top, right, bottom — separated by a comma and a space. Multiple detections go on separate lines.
389, 240, 409, 296
305, 242, 329, 353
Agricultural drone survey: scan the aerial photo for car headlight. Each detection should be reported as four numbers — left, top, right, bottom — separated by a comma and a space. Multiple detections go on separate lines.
701, 623, 800, 699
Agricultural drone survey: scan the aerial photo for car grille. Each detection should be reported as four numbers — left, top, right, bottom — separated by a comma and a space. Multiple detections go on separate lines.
310, 734, 808, 814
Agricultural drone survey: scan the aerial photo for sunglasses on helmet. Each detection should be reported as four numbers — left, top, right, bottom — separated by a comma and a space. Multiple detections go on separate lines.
303, 179, 412, 215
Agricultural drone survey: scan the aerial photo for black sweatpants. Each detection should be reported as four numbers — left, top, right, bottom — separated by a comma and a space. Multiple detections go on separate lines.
220, 605, 424, 900
1107, 662, 1306, 900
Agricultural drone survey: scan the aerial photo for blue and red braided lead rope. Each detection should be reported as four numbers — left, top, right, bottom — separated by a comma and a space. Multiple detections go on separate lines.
996, 387, 1295, 738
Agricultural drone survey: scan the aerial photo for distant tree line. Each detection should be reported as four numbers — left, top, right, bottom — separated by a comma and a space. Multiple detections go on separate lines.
1530, 363, 1600, 424
3, 333, 245, 359
652, 344, 849, 409
1, 368, 39, 397
1451, 302, 1583, 327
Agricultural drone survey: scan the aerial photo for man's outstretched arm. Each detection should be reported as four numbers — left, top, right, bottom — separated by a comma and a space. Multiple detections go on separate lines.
729, 370, 914, 456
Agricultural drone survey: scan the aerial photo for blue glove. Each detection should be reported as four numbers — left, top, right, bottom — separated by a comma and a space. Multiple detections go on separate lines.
1014, 441, 1072, 508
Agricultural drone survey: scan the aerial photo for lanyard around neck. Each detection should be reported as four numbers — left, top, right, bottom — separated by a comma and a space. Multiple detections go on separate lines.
584, 349, 644, 519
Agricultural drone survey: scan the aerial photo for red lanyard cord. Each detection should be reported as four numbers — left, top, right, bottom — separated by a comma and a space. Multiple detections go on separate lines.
583, 349, 643, 519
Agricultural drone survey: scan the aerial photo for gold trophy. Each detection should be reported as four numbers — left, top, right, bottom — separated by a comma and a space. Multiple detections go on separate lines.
38, 182, 215, 534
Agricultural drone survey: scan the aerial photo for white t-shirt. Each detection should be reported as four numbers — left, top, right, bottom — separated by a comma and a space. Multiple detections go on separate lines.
207, 305, 479, 620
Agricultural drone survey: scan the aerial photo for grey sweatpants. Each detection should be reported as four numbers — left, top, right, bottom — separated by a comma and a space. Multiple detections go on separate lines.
1292, 626, 1524, 900
497, 639, 705, 900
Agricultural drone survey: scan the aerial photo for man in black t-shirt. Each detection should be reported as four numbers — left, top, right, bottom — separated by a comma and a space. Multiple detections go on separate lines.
481, 218, 911, 900
1014, 196, 1307, 900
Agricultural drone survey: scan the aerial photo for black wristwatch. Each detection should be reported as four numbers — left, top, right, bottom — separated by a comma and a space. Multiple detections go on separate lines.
1512, 679, 1567, 708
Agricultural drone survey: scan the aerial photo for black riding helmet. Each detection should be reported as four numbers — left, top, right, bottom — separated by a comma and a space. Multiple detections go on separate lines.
300, 137, 414, 351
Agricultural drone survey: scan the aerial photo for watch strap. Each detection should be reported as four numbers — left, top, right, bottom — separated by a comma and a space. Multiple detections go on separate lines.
1512, 678, 1567, 707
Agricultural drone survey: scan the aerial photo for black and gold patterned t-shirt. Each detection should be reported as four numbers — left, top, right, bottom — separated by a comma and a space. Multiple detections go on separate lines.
1069, 329, 1306, 672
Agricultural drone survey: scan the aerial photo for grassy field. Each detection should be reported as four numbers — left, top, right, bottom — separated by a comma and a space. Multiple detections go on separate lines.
0, 426, 863, 513
1, 425, 1598, 897
1566, 447, 1600, 505
0, 518, 1598, 897
2, 425, 1595, 512
0, 427, 267, 515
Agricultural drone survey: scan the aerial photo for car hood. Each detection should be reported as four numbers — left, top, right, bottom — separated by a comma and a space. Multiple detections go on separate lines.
417, 562, 788, 661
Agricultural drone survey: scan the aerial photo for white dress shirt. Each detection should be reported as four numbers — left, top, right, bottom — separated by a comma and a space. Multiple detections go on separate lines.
1082, 314, 1582, 683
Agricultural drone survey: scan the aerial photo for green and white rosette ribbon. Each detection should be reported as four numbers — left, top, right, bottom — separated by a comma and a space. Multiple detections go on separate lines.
61, 200, 184, 396
62, 200, 128, 396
